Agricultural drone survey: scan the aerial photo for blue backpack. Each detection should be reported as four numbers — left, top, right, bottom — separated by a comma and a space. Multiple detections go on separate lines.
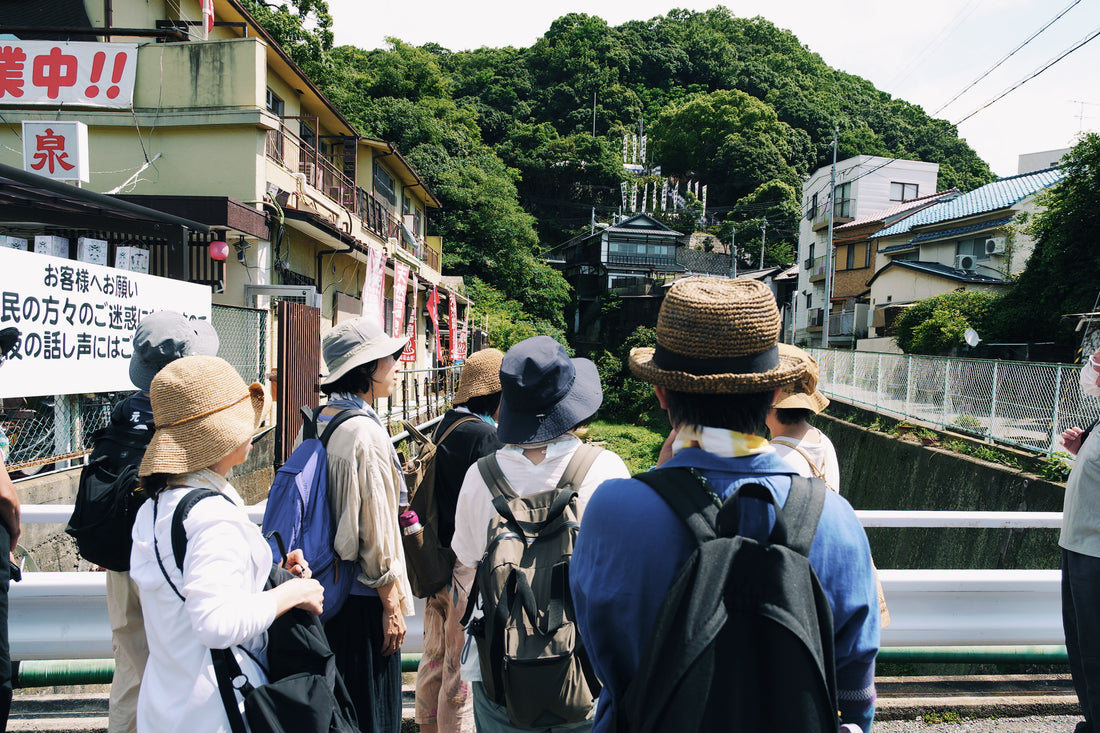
262, 406, 363, 623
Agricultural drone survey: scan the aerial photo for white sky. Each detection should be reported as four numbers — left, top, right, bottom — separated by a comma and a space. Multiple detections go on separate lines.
326, 0, 1100, 178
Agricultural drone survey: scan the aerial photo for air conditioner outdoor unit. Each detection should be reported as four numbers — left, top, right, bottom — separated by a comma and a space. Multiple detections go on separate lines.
955, 254, 977, 271
244, 285, 321, 309
985, 237, 1006, 255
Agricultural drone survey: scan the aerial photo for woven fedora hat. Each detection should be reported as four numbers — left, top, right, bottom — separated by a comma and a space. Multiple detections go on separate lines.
453, 348, 504, 405
629, 277, 806, 394
773, 343, 830, 414
138, 355, 268, 477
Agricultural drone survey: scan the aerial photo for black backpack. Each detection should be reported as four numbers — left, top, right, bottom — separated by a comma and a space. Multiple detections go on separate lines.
156, 489, 359, 733
66, 421, 153, 571
612, 468, 839, 733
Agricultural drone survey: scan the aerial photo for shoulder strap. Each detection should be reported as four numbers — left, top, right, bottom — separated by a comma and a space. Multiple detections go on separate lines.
433, 414, 482, 446
777, 476, 826, 557
477, 453, 517, 501
633, 467, 719, 545
170, 488, 234, 572
556, 443, 603, 491
211, 648, 250, 733
771, 437, 827, 480
318, 409, 368, 446
299, 405, 320, 441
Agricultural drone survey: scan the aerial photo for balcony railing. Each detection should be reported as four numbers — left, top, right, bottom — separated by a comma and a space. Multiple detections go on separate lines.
808, 254, 828, 281
812, 197, 855, 230
266, 120, 434, 269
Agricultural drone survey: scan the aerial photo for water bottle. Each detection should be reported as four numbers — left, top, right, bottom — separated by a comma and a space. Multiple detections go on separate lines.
399, 510, 422, 535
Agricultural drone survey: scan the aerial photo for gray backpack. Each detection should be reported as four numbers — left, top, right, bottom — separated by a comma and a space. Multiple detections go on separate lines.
462, 444, 603, 728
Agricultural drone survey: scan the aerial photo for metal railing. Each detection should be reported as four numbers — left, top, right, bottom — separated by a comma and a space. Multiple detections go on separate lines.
809, 348, 1095, 456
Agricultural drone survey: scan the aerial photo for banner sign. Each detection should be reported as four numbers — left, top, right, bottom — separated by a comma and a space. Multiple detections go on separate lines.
0, 42, 139, 108
0, 247, 211, 398
392, 261, 410, 338
427, 286, 440, 363
400, 275, 417, 364
448, 292, 460, 361
361, 247, 386, 327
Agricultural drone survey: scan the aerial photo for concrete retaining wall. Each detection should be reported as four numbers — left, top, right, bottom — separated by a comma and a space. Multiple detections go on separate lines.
816, 413, 1065, 571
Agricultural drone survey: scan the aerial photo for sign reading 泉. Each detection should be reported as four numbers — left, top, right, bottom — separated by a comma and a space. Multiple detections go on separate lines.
22, 121, 89, 182
0, 42, 138, 108
0, 247, 211, 398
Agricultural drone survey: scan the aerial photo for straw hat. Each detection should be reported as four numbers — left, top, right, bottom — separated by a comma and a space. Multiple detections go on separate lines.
496, 336, 602, 445
129, 311, 219, 392
138, 355, 267, 476
629, 277, 806, 394
772, 344, 830, 414
453, 348, 504, 405
321, 317, 408, 387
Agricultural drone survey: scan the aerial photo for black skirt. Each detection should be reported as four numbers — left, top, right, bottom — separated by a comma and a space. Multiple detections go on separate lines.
324, 594, 403, 733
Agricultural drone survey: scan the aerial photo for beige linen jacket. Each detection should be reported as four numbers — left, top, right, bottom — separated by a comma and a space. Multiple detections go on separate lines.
311, 413, 414, 616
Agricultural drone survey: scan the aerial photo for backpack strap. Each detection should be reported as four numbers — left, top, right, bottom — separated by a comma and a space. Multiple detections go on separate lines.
770, 437, 827, 481
633, 467, 720, 545
431, 414, 482, 445
317, 408, 369, 446
170, 488, 235, 572
211, 648, 250, 733
299, 405, 320, 441
777, 476, 826, 557
556, 443, 602, 491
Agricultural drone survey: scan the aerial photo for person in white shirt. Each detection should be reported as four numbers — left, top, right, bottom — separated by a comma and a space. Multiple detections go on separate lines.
130, 356, 322, 733
450, 336, 630, 733
765, 345, 842, 493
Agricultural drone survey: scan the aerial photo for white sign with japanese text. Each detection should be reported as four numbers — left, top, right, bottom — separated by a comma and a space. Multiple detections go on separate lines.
22, 120, 89, 182
0, 247, 211, 398
0, 42, 138, 108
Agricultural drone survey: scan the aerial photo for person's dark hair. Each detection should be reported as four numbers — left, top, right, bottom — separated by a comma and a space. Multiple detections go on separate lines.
774, 407, 815, 426
664, 389, 774, 435
320, 360, 381, 397
460, 391, 501, 418
139, 473, 172, 496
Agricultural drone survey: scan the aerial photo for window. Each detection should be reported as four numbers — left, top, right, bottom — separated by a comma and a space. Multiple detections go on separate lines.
805, 292, 813, 309
833, 182, 852, 219
373, 161, 396, 207
265, 89, 284, 116
808, 192, 818, 220
957, 237, 990, 261
890, 182, 919, 202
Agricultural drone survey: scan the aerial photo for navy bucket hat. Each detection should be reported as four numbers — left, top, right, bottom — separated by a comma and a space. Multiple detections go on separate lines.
496, 336, 603, 445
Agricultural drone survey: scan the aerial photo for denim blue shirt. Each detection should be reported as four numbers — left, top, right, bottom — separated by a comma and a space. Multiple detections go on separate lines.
570, 448, 879, 732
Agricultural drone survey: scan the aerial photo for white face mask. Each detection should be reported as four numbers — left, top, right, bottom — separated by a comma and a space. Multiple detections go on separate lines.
1081, 358, 1100, 398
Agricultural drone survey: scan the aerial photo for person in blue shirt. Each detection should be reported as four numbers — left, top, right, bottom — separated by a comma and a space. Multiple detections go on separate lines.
570, 277, 880, 732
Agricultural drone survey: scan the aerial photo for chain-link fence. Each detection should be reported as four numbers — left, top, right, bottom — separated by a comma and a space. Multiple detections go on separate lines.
809, 348, 1097, 456
1, 306, 269, 475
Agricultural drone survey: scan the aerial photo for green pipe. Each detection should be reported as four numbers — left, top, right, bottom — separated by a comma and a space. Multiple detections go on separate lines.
13, 654, 425, 688
878, 645, 1068, 664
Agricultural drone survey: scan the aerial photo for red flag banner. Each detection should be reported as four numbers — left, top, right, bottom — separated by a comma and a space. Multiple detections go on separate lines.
448, 291, 460, 361
427, 286, 441, 364
401, 275, 417, 363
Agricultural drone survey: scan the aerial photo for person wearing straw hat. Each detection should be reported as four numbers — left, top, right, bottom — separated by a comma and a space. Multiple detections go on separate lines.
313, 316, 414, 733
570, 277, 879, 733
129, 356, 322, 733
415, 347, 504, 733
766, 345, 842, 493
98, 310, 219, 733
451, 335, 630, 733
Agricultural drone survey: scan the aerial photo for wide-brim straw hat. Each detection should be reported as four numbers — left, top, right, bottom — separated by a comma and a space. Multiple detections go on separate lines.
454, 348, 504, 405
629, 277, 806, 394
772, 343, 830, 414
129, 311, 220, 392
139, 355, 267, 476
497, 336, 602, 445
321, 317, 408, 387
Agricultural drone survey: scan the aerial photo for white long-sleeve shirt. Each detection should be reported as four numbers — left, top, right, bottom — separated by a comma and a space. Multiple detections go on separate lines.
130, 469, 277, 733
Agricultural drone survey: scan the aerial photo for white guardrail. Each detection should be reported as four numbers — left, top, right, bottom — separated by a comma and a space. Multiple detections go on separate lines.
7, 508, 1064, 660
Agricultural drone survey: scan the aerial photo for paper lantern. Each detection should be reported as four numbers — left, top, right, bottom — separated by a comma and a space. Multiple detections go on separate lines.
209, 240, 229, 261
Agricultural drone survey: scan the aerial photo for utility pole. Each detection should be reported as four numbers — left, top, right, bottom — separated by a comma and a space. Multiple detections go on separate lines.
822, 125, 838, 349
730, 227, 737, 279
759, 218, 767, 269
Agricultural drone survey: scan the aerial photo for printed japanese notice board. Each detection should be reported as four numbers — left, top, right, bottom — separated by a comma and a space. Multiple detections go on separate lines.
0, 42, 138, 108
0, 247, 212, 398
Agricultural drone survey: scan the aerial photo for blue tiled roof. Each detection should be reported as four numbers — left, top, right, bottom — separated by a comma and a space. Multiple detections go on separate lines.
866, 259, 1006, 287
876, 167, 1064, 238
909, 216, 1014, 244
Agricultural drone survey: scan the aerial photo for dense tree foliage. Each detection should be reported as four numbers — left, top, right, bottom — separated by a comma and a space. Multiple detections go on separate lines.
986, 134, 1100, 346
242, 2, 997, 348
892, 291, 999, 355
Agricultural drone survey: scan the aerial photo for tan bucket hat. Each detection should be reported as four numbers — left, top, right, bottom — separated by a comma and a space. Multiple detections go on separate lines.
321, 317, 408, 387
138, 355, 268, 476
772, 344, 830, 414
453, 348, 504, 405
629, 277, 806, 394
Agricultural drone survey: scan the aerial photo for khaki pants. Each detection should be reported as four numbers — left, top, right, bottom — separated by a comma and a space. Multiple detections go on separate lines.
415, 563, 475, 733
106, 570, 147, 733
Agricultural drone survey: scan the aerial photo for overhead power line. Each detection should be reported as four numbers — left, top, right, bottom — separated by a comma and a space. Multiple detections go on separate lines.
933, 0, 1081, 115
953, 24, 1100, 126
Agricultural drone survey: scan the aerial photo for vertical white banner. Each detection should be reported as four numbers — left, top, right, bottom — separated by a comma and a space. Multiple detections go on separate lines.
392, 261, 410, 337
